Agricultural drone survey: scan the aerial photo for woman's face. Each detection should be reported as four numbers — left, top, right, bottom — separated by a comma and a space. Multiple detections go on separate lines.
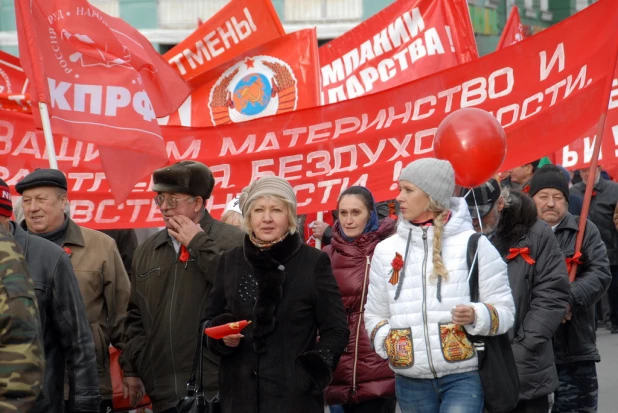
250, 196, 289, 242
396, 181, 434, 222
338, 195, 371, 239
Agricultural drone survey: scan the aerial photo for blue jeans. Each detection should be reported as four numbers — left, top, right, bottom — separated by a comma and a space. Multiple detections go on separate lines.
395, 371, 483, 413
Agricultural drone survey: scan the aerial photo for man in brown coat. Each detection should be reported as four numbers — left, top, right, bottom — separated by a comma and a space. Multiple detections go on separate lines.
16, 169, 130, 413
120, 161, 244, 413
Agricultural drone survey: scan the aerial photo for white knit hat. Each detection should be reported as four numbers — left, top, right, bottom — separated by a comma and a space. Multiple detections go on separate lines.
399, 158, 455, 209
224, 196, 242, 215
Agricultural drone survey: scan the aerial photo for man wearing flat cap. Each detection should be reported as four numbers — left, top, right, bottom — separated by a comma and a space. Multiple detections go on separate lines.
120, 161, 243, 413
465, 179, 570, 412
16, 169, 130, 413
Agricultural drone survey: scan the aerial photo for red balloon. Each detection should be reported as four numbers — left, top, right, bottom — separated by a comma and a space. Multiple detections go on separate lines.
434, 108, 507, 188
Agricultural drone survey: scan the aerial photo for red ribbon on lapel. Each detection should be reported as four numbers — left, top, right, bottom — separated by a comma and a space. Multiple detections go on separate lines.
565, 251, 583, 274
506, 248, 536, 265
179, 245, 190, 263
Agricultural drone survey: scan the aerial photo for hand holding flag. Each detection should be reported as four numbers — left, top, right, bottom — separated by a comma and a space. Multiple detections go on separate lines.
205, 320, 251, 339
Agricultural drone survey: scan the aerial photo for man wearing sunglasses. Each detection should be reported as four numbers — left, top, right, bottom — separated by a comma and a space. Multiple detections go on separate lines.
121, 161, 243, 413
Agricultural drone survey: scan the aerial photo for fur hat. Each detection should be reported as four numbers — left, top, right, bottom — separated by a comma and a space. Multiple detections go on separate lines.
152, 161, 215, 199
15, 169, 67, 194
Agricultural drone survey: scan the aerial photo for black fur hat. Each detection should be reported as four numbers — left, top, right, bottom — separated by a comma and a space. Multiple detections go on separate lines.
152, 161, 215, 199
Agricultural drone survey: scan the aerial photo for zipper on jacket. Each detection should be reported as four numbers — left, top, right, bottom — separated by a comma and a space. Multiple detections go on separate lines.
352, 256, 371, 394
169, 255, 180, 402
421, 228, 438, 378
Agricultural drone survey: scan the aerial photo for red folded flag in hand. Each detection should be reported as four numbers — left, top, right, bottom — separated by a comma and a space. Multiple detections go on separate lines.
204, 320, 251, 339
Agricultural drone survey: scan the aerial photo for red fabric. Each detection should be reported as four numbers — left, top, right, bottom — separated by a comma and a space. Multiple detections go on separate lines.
179, 245, 190, 263
304, 211, 335, 246
204, 320, 251, 339
506, 247, 536, 265
4, 1, 618, 229
323, 219, 396, 405
109, 348, 152, 411
0, 50, 31, 113
319, 0, 477, 104
14, 0, 190, 202
565, 251, 583, 274
496, 6, 526, 50
162, 29, 320, 128
163, 0, 285, 82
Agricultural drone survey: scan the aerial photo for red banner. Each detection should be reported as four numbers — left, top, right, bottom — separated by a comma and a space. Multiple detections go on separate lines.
14, 0, 191, 201
160, 29, 320, 128
0, 51, 30, 113
319, 0, 478, 104
163, 0, 285, 82
3, 0, 618, 229
496, 6, 526, 50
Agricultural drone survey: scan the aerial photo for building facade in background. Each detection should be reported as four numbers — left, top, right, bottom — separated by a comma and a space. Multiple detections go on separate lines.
0, 0, 600, 56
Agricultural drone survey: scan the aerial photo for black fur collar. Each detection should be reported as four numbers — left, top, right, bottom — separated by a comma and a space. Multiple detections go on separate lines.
493, 190, 538, 256
243, 232, 302, 353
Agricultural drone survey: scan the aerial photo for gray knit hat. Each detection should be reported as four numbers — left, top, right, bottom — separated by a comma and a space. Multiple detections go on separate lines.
239, 176, 297, 217
399, 158, 455, 209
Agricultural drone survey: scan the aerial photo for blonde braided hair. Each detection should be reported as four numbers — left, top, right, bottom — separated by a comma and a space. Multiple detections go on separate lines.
427, 197, 450, 282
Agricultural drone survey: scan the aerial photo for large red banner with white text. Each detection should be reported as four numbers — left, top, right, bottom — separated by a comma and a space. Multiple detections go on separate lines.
3, 0, 618, 229
160, 29, 320, 128
163, 0, 285, 82
319, 0, 478, 104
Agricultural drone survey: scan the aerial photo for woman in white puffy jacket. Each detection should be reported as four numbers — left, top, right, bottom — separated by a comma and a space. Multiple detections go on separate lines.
364, 158, 515, 413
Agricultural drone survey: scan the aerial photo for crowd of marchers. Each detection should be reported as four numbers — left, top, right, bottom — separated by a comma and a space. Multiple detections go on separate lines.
0, 157, 615, 413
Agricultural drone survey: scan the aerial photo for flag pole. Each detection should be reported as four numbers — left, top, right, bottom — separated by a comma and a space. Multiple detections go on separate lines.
568, 112, 606, 282
315, 211, 323, 249
38, 102, 59, 169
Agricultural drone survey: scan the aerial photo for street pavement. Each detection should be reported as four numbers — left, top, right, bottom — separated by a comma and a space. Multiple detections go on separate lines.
596, 328, 618, 413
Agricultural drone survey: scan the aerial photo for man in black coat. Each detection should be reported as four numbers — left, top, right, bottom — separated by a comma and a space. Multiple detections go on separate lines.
466, 179, 570, 413
571, 165, 618, 333
530, 165, 611, 413
0, 178, 100, 413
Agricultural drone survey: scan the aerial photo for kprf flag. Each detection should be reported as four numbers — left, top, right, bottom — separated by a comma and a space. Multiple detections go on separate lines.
319, 0, 477, 104
164, 0, 285, 82
0, 50, 30, 112
161, 29, 320, 128
496, 6, 526, 50
14, 0, 191, 202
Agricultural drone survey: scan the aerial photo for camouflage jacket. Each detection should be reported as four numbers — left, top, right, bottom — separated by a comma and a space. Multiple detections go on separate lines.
0, 226, 44, 412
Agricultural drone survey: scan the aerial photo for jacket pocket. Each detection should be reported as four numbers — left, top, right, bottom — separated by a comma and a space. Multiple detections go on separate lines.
137, 266, 161, 281
439, 323, 475, 363
91, 323, 108, 376
384, 328, 413, 369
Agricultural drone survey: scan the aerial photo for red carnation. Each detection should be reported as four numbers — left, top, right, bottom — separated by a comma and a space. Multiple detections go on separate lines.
63, 247, 72, 256
389, 252, 404, 285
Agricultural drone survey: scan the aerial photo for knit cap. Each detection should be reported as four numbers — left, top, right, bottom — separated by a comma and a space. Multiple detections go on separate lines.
399, 158, 455, 209
529, 165, 570, 200
239, 177, 297, 217
0, 178, 12, 217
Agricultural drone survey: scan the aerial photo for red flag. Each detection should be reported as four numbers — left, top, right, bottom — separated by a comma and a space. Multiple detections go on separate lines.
14, 0, 190, 202
161, 29, 320, 128
0, 51, 31, 113
204, 320, 251, 339
496, 6, 526, 50
319, 0, 477, 104
4, 0, 618, 229
164, 0, 285, 82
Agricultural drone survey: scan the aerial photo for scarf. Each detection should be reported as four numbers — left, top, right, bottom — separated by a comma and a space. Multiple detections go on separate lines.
249, 231, 290, 250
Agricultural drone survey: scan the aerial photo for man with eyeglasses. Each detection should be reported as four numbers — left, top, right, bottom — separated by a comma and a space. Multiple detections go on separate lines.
15, 168, 129, 413
120, 161, 244, 413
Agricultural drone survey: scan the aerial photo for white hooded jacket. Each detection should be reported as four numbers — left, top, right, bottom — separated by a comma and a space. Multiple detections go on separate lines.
364, 197, 515, 379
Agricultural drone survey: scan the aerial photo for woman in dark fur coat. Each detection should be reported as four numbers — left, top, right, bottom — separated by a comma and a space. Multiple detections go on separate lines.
203, 176, 349, 413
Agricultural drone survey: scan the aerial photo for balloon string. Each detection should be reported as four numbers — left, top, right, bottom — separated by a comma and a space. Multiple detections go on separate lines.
467, 189, 482, 285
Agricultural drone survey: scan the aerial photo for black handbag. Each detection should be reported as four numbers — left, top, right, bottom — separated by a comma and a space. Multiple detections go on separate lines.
466, 233, 520, 413
177, 320, 220, 413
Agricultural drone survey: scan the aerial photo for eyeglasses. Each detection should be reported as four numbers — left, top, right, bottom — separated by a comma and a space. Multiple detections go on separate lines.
153, 195, 196, 209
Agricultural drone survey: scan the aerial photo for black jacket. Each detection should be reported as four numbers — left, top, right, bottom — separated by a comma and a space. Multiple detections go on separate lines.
553, 214, 612, 363
121, 212, 243, 412
571, 178, 618, 265
11, 222, 101, 413
490, 192, 570, 400
203, 233, 349, 413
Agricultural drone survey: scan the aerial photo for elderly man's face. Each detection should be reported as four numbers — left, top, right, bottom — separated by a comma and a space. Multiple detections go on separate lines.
21, 187, 67, 233
533, 188, 568, 227
155, 192, 201, 229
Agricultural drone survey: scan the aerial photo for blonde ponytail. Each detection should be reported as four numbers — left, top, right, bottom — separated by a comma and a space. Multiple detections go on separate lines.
427, 197, 449, 282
